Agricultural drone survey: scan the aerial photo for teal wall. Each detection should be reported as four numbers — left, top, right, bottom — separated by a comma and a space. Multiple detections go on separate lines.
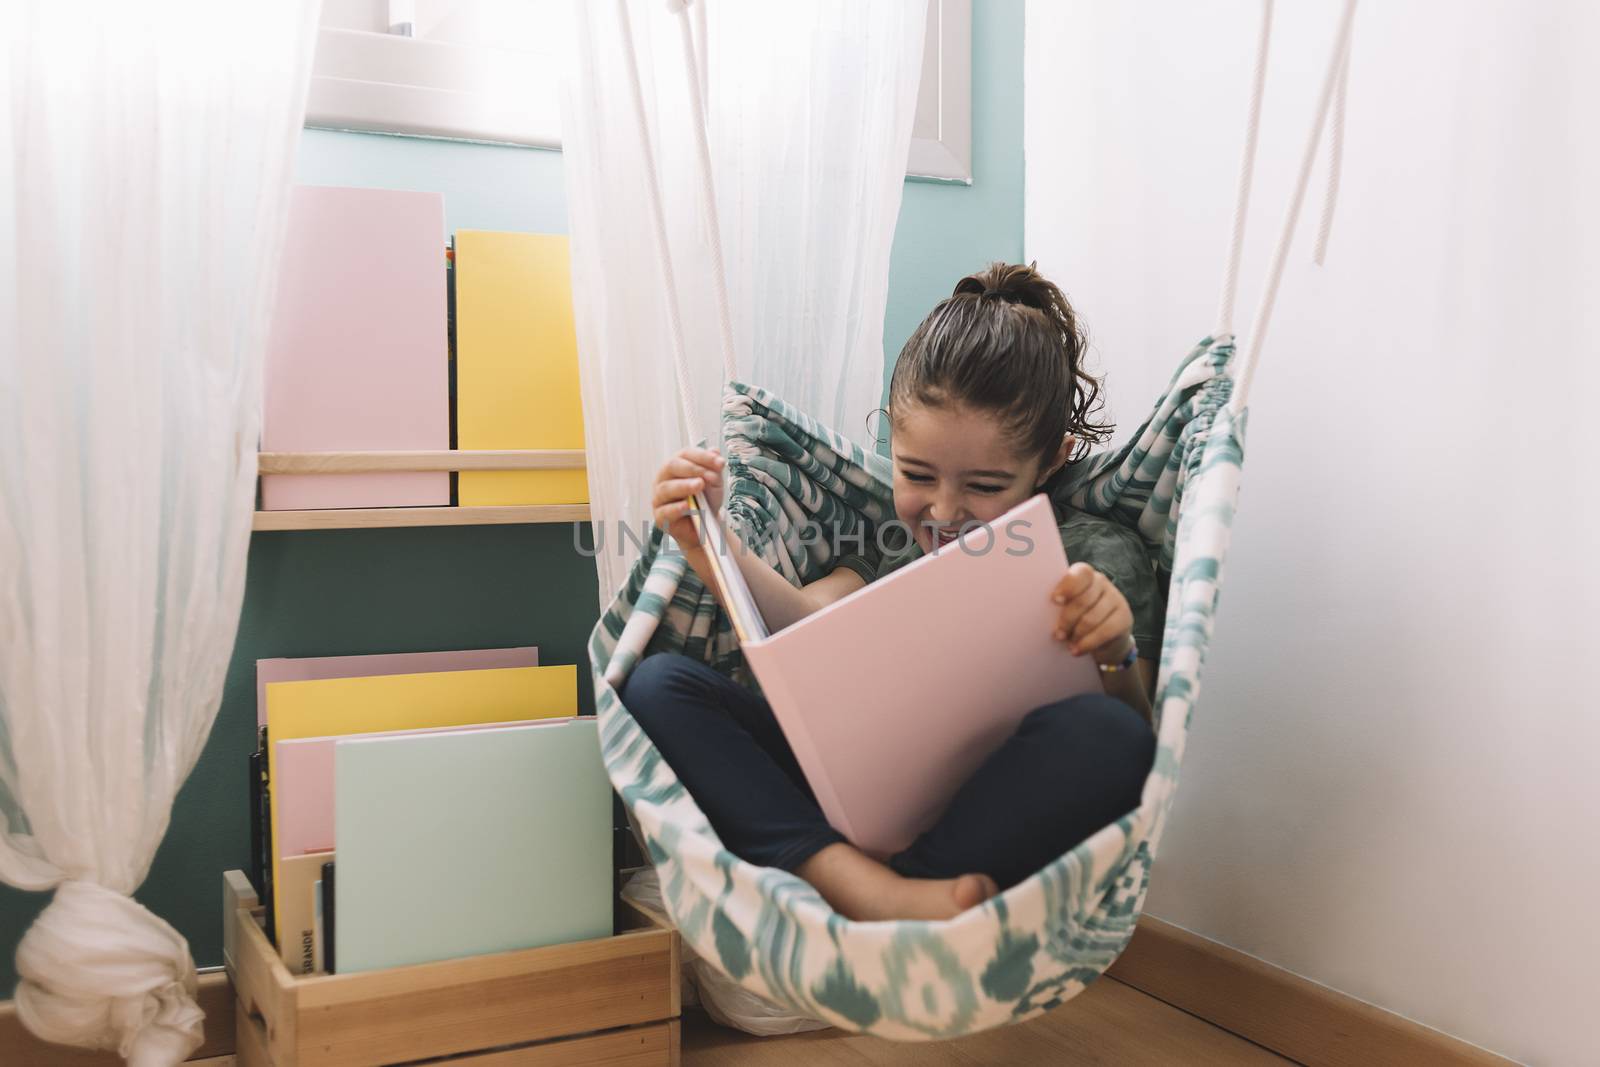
0, 0, 1021, 998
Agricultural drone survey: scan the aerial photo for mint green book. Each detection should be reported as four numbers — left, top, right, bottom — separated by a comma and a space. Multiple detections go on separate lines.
334, 718, 611, 973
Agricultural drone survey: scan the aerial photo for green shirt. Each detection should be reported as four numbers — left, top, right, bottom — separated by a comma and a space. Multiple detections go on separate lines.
831, 509, 1164, 655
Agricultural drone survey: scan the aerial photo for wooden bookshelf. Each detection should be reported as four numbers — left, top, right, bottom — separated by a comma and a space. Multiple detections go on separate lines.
224, 871, 679, 1066
254, 450, 590, 531
257, 449, 585, 475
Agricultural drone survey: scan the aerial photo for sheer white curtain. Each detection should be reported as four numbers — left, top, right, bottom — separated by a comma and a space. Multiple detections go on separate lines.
0, 3, 319, 1063
561, 0, 926, 601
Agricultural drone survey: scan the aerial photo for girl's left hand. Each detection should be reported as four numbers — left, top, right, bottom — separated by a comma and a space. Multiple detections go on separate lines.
1049, 563, 1135, 663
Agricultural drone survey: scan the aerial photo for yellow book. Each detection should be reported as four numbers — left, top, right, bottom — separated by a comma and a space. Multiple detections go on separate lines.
454, 231, 589, 505
264, 664, 578, 946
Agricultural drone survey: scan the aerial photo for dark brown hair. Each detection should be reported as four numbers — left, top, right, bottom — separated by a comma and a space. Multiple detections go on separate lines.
883, 262, 1111, 491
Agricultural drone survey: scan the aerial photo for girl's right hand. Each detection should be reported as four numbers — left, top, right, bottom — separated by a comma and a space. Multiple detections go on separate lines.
652, 446, 725, 551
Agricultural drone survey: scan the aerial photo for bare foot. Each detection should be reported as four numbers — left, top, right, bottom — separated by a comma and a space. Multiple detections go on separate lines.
796, 843, 999, 921
950, 872, 999, 912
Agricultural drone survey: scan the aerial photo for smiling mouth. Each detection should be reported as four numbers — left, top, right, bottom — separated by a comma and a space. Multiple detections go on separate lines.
932, 528, 961, 547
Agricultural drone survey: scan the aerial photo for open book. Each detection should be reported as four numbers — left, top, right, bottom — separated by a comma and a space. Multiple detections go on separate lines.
684, 492, 1101, 857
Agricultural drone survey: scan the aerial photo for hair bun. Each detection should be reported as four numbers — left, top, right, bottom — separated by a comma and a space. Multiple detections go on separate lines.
952, 275, 988, 299
953, 262, 1055, 312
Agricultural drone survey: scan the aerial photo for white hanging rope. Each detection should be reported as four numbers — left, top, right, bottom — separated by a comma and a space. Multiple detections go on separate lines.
693, 0, 710, 119
635, 0, 1352, 426
1229, 0, 1359, 414
672, 0, 739, 390
1215, 0, 1274, 341
615, 0, 700, 444
1313, 30, 1352, 266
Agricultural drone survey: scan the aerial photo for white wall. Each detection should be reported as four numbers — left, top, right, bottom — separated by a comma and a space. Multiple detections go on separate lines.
1025, 3, 1598, 1064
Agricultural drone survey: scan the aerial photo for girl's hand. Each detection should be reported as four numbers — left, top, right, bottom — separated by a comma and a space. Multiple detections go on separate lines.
652, 446, 726, 551
1049, 562, 1135, 664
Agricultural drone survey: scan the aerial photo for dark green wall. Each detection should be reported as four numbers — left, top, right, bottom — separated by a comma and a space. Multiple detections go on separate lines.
0, 523, 601, 997
0, 0, 1022, 996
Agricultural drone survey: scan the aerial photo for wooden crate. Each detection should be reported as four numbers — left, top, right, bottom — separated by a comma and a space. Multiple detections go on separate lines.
222, 870, 680, 1067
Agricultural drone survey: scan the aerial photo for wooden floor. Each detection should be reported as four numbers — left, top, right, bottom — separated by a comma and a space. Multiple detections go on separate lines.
35, 977, 1292, 1067
682, 975, 1291, 1065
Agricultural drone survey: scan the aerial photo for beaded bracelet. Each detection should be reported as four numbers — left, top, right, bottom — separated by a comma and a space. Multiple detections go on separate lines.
1096, 641, 1139, 674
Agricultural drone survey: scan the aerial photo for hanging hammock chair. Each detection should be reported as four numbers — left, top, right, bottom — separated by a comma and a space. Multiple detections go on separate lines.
585, 0, 1356, 1040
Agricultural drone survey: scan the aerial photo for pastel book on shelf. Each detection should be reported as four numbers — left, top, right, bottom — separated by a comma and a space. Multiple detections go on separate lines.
255, 646, 540, 727
334, 718, 612, 973
251, 645, 539, 927
262, 662, 579, 953
274, 718, 567, 868
261, 184, 449, 511
453, 230, 588, 506
277, 851, 332, 976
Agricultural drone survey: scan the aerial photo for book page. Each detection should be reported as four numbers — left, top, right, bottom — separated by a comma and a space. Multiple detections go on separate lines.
688, 492, 769, 643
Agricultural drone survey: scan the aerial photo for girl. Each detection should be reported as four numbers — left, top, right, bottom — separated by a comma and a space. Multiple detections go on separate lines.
622, 263, 1160, 922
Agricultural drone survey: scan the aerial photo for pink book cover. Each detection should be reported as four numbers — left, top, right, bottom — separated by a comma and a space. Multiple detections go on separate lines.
261, 185, 449, 510
273, 718, 572, 860
741, 494, 1104, 858
255, 647, 539, 727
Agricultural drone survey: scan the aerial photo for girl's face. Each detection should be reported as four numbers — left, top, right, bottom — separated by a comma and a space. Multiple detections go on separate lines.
889, 401, 1070, 554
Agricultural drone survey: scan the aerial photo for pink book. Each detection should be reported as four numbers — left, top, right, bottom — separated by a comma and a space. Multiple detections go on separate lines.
261, 185, 449, 510
255, 647, 539, 727
715, 494, 1103, 858
273, 718, 572, 859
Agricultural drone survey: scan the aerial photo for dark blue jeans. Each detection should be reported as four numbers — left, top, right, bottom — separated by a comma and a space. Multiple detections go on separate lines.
620, 653, 1154, 890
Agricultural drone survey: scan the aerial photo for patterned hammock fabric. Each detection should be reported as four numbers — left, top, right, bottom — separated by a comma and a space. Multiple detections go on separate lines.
589, 336, 1245, 1039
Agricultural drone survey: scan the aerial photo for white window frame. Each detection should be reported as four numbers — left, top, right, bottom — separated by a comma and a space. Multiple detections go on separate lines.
303, 0, 972, 183
305, 17, 563, 149
906, 0, 973, 185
